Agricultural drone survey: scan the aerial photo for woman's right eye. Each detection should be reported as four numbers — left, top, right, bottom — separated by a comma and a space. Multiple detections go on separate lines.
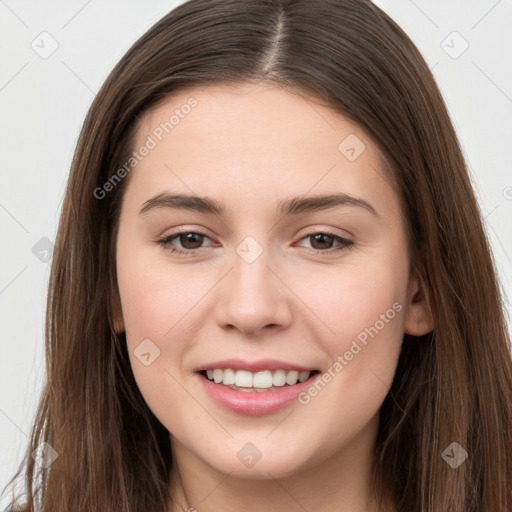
157, 231, 213, 255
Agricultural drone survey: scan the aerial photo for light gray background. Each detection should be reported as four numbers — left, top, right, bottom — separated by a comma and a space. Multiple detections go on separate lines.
1, 0, 511, 504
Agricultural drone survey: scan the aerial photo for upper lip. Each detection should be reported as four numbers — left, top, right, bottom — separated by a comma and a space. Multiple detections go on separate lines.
193, 358, 318, 373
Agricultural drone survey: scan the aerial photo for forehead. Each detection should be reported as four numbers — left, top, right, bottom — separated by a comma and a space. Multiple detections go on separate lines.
126, 82, 396, 216
135, 82, 366, 156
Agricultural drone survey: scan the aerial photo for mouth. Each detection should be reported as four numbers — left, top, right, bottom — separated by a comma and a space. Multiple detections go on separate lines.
195, 365, 321, 416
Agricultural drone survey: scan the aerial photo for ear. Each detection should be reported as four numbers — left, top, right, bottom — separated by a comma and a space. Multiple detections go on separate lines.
404, 268, 434, 336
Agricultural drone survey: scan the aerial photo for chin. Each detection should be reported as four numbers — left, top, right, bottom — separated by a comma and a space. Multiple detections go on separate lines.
192, 438, 315, 479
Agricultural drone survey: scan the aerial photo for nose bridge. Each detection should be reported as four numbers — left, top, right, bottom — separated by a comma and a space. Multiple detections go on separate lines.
216, 234, 292, 333
234, 242, 272, 298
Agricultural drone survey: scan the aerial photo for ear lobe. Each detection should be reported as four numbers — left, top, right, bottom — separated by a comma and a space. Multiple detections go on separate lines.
404, 270, 434, 336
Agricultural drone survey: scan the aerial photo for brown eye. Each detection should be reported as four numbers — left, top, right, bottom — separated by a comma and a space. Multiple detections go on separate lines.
298, 231, 353, 254
309, 233, 336, 250
177, 232, 205, 250
157, 231, 213, 255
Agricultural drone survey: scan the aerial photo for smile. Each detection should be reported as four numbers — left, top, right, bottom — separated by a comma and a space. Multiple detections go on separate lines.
203, 368, 314, 390
195, 362, 321, 416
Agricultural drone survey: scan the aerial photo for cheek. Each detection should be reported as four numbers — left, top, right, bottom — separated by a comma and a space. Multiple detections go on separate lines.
116, 253, 206, 426
116, 240, 210, 340
115, 240, 209, 404
295, 258, 406, 346
292, 255, 406, 405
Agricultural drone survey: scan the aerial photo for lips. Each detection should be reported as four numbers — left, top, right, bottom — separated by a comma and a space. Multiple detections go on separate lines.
193, 358, 321, 415
193, 358, 317, 373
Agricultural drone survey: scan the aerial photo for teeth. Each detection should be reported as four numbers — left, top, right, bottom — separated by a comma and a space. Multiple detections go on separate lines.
253, 370, 273, 388
235, 370, 253, 387
223, 368, 236, 385
272, 369, 286, 386
298, 371, 310, 382
285, 370, 299, 385
203, 368, 313, 388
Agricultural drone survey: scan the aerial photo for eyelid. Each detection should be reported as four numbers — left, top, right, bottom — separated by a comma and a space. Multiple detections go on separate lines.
157, 225, 216, 244
159, 225, 213, 236
296, 224, 354, 240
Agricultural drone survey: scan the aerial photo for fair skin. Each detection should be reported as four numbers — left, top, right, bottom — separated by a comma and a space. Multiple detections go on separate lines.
114, 82, 433, 512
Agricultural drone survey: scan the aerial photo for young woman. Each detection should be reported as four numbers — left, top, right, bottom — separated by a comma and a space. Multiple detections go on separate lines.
3, 0, 512, 510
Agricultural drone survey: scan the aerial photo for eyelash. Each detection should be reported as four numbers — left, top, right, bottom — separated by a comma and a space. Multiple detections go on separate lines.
156, 229, 353, 255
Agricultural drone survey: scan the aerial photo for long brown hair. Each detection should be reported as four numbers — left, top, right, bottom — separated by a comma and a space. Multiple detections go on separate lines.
3, 0, 512, 510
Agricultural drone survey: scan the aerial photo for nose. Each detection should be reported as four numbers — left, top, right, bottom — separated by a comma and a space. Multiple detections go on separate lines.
215, 246, 293, 336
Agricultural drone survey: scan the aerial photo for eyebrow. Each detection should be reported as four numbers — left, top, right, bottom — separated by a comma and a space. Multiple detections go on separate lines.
139, 192, 378, 217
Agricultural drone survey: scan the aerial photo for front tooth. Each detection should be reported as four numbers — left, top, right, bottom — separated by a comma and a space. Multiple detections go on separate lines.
285, 370, 299, 385
272, 369, 287, 387
253, 370, 273, 388
298, 371, 310, 382
235, 370, 253, 387
213, 369, 223, 383
223, 368, 236, 385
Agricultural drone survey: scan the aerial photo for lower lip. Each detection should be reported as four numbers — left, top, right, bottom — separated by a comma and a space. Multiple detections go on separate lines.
197, 372, 319, 416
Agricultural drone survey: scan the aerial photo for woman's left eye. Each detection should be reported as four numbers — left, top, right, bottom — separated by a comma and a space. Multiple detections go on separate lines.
297, 231, 353, 253
157, 230, 353, 255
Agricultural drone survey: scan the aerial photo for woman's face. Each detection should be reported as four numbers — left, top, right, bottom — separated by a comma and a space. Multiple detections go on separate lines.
115, 82, 430, 479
